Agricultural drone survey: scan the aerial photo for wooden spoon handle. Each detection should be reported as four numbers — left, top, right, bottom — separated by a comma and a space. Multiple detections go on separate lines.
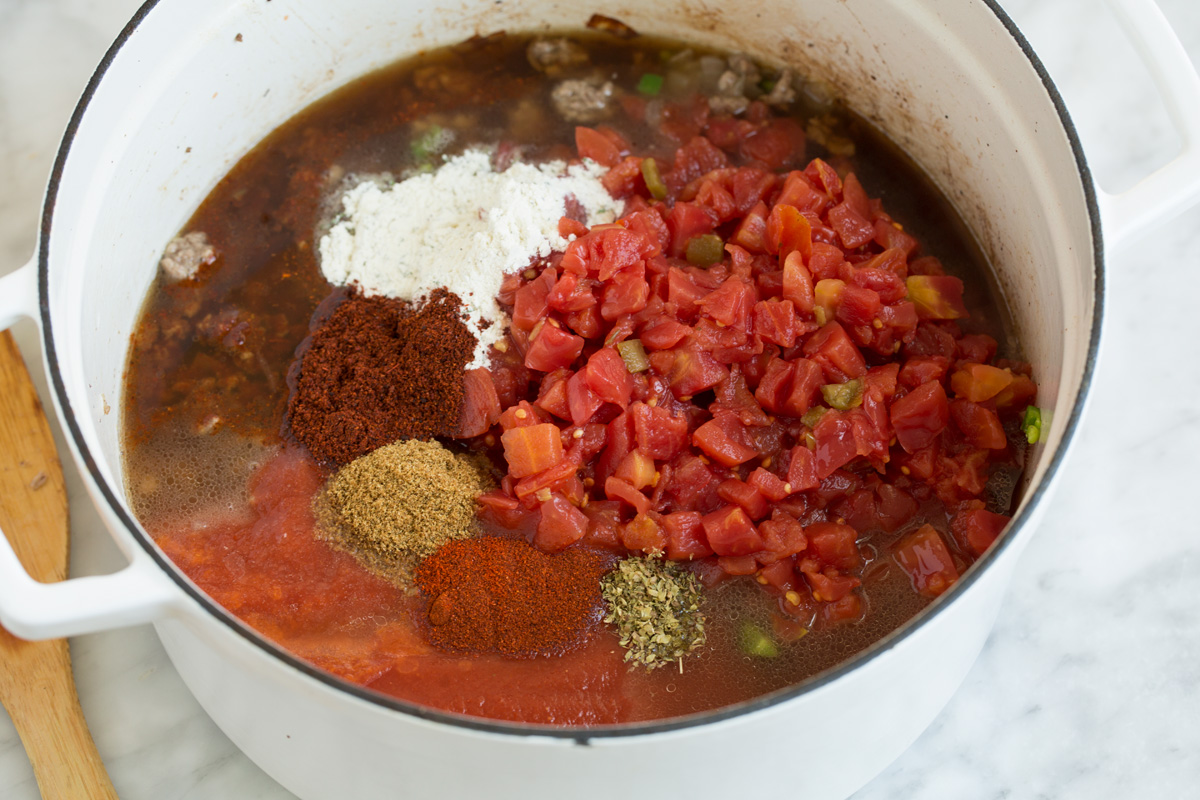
0, 331, 118, 799
1, 634, 118, 800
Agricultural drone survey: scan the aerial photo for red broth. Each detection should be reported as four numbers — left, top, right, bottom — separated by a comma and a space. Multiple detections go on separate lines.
123, 31, 1031, 725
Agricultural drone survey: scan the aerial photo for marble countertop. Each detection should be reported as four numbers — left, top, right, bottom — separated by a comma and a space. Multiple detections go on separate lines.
1, 0, 1197, 797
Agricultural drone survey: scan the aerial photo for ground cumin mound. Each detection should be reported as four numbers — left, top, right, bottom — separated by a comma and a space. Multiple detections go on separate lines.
316, 439, 493, 581
287, 288, 476, 467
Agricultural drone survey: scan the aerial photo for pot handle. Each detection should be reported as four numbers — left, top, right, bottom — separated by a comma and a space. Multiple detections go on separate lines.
0, 259, 181, 641
1099, 0, 1200, 249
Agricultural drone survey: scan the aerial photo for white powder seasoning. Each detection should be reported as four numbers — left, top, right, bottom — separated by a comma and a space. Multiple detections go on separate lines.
318, 149, 623, 368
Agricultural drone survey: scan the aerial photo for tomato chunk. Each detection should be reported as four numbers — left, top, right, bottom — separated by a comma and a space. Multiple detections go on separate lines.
701, 505, 764, 556
525, 323, 585, 372
890, 381, 950, 453
535, 493, 589, 552
894, 524, 959, 597
693, 412, 759, 467
501, 423, 565, 479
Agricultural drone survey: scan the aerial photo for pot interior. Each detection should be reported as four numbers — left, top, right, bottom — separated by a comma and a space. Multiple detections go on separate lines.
43, 0, 1094, 685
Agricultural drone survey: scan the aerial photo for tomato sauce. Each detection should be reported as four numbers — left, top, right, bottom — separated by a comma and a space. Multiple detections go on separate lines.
123, 31, 1034, 725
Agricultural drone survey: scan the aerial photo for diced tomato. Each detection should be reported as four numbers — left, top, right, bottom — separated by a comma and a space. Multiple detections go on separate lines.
693, 412, 759, 467
951, 507, 1009, 556
767, 204, 813, 262
806, 521, 861, 570
559, 216, 589, 240
611, 445, 654, 489
697, 277, 755, 329
753, 357, 794, 414
621, 512, 668, 554
780, 357, 824, 418
730, 201, 770, 252
535, 368, 572, 420
851, 267, 906, 304
640, 316, 692, 350
666, 202, 719, 258
535, 493, 589, 553
894, 524, 959, 597
456, 367, 502, 437
753, 298, 798, 348
575, 126, 622, 168
663, 511, 713, 560
828, 201, 875, 249
786, 446, 820, 492
740, 118, 803, 169
585, 347, 633, 406
775, 170, 828, 214
525, 323, 585, 372
950, 363, 1013, 403
546, 272, 597, 313
666, 454, 722, 513
957, 333, 998, 364
600, 271, 649, 320
513, 457, 581, 505
604, 475, 651, 515
512, 269, 556, 332
717, 478, 770, 521
758, 510, 807, 559
807, 242, 845, 282
899, 356, 950, 389
835, 284, 882, 328
746, 467, 791, 502
799, 559, 861, 604
950, 399, 1008, 449
718, 554, 760, 576
631, 402, 690, 459
780, 250, 815, 315
756, 558, 799, 592
498, 400, 546, 431
890, 381, 950, 453
580, 501, 622, 549
906, 275, 968, 320
820, 593, 864, 624
665, 341, 728, 397
475, 137, 1039, 642
876, 483, 918, 532
701, 505, 764, 556
501, 423, 565, 479
805, 158, 843, 198
993, 373, 1038, 412
565, 305, 603, 339
803, 322, 867, 381
566, 370, 604, 425
811, 411, 862, 478
842, 173, 870, 218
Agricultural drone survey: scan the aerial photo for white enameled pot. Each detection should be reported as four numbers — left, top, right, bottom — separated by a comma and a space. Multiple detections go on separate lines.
0, 1, 1197, 798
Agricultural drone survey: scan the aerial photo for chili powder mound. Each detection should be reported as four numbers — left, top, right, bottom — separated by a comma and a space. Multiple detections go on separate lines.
415, 537, 612, 658
287, 288, 476, 466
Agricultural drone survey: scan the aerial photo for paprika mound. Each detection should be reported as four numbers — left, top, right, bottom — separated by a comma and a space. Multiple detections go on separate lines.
287, 288, 476, 466
415, 536, 613, 658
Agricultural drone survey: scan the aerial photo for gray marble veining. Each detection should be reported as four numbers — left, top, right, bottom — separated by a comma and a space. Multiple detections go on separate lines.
0, 0, 1197, 797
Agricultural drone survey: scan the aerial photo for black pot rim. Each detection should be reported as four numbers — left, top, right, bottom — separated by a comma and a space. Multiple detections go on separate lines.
36, 0, 1103, 743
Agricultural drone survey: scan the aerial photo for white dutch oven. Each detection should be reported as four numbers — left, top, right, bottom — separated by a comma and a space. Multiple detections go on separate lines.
0, 1, 1197, 798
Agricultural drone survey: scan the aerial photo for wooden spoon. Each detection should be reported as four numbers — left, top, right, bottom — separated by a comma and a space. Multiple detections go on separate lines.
0, 330, 118, 799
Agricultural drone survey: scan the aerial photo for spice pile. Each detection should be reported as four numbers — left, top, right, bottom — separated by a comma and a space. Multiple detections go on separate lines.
601, 557, 706, 670
415, 536, 612, 657
288, 289, 476, 466
315, 439, 494, 582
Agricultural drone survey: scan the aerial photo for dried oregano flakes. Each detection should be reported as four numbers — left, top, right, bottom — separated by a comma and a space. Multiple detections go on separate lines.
601, 556, 706, 670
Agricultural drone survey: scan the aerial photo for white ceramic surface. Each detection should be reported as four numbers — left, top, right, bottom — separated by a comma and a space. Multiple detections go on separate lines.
0, 0, 1195, 797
